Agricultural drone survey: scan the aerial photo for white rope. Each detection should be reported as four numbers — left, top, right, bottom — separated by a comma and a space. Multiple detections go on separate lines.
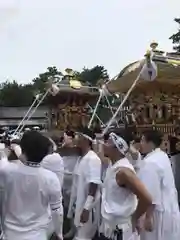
88, 91, 103, 128
87, 104, 105, 126
13, 97, 38, 135
17, 89, 49, 134
104, 94, 119, 127
102, 62, 145, 135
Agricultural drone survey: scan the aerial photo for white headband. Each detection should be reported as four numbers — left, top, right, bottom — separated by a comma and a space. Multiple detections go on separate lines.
76, 132, 96, 144
109, 132, 129, 155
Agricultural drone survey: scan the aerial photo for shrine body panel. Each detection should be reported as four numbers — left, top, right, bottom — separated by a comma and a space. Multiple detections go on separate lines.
127, 87, 180, 155
49, 95, 91, 131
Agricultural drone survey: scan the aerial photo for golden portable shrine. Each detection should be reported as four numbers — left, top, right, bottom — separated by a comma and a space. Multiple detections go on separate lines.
47, 69, 99, 131
104, 42, 180, 154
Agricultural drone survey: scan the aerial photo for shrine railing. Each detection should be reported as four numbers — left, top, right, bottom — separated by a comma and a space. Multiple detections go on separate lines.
136, 124, 176, 135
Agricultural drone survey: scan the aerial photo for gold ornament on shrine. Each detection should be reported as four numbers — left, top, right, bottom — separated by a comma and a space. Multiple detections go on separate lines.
70, 79, 82, 89
150, 41, 158, 51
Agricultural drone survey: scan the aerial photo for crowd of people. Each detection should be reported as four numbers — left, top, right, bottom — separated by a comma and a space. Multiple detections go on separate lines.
0, 127, 179, 240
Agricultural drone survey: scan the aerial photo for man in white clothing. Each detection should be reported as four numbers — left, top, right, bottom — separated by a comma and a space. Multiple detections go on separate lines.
0, 131, 63, 240
41, 143, 64, 188
41, 138, 65, 238
99, 131, 152, 240
139, 129, 180, 240
62, 131, 79, 207
72, 128, 102, 240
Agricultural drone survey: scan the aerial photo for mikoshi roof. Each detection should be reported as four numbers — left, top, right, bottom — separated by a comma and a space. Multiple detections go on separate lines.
55, 68, 99, 95
106, 47, 180, 94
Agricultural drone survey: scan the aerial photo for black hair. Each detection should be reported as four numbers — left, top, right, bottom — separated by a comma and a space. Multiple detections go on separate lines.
1, 138, 10, 147
104, 133, 109, 141
93, 126, 101, 134
82, 127, 95, 139
65, 130, 75, 138
11, 139, 21, 145
20, 131, 52, 163
143, 129, 163, 147
113, 129, 133, 146
80, 127, 95, 148
133, 136, 141, 143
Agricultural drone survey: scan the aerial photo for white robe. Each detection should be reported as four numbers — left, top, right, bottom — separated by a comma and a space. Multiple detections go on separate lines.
100, 158, 138, 240
41, 152, 64, 187
41, 152, 64, 237
74, 150, 102, 240
138, 148, 180, 240
0, 162, 63, 240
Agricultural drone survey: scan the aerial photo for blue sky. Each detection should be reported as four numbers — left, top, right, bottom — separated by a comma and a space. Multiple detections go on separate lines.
0, 0, 180, 83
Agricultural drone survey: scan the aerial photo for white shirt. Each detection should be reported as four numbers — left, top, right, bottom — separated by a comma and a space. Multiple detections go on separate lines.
0, 162, 62, 236
101, 158, 137, 227
138, 148, 180, 240
41, 152, 64, 187
74, 150, 102, 226
138, 148, 178, 211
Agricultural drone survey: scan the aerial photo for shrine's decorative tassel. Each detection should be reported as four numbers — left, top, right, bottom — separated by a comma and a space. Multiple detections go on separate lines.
141, 50, 157, 81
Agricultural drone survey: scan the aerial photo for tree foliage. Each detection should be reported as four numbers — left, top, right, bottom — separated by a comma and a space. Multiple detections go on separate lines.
169, 18, 180, 52
78, 65, 109, 86
0, 81, 34, 107
0, 65, 109, 107
32, 66, 62, 92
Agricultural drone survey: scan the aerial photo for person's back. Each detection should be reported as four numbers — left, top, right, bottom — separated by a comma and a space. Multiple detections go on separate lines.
0, 131, 64, 240
147, 150, 179, 212
139, 130, 180, 240
0, 162, 61, 239
140, 149, 179, 210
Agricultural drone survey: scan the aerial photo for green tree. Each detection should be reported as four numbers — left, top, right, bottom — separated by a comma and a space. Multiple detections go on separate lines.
79, 65, 109, 86
0, 65, 110, 108
0, 81, 34, 107
32, 66, 62, 92
169, 18, 180, 52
